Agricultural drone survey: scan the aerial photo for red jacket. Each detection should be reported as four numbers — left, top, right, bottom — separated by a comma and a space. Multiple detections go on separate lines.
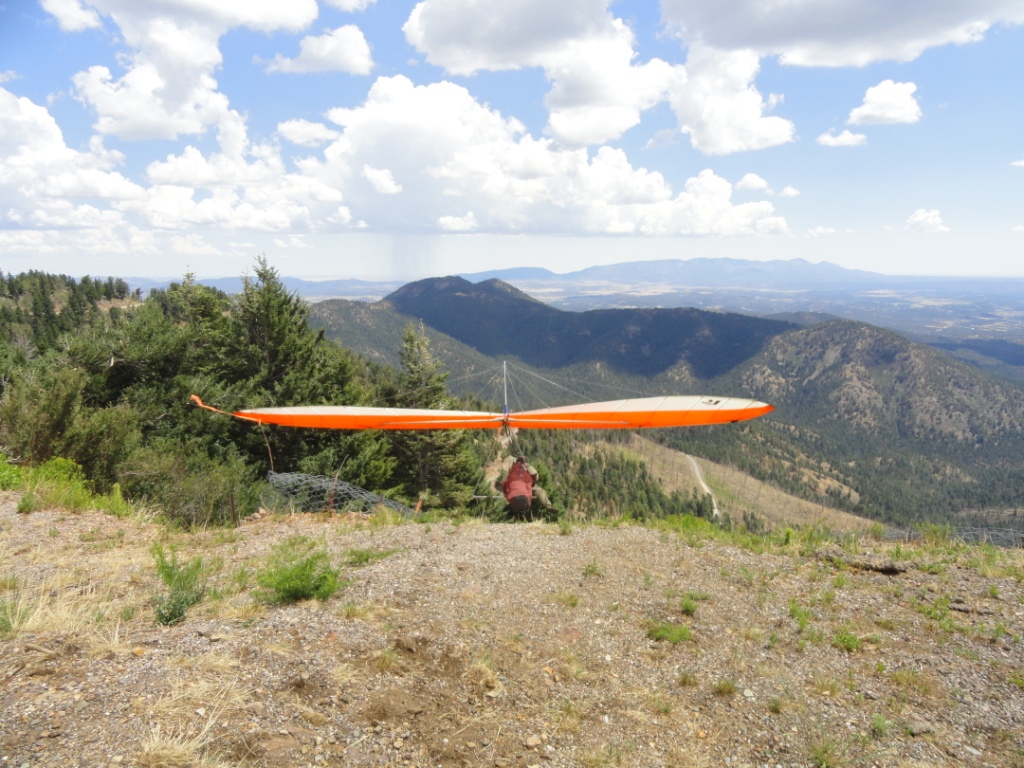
502, 461, 535, 502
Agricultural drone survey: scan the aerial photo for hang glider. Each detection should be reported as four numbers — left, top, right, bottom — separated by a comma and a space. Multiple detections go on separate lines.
191, 394, 773, 431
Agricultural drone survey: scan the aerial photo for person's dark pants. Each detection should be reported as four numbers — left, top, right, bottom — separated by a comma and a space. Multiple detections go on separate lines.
508, 495, 531, 515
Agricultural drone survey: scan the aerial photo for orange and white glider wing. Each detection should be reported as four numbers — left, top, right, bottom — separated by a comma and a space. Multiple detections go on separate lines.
195, 394, 772, 431
507, 396, 773, 430
231, 404, 505, 430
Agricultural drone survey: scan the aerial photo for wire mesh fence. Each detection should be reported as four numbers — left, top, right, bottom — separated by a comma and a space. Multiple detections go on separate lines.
263, 472, 415, 517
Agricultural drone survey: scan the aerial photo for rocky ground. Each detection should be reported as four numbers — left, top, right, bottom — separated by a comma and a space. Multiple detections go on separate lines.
2, 492, 1023, 768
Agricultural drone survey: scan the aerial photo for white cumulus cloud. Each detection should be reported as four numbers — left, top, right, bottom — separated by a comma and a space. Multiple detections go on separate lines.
779, 186, 799, 197
1012, 160, 1024, 167
68, 1, 319, 140
278, 119, 342, 147
362, 166, 402, 194
0, 88, 144, 224
318, 75, 787, 235
40, 0, 101, 32
736, 173, 769, 191
264, 26, 374, 75
438, 211, 478, 231
405, 0, 682, 147
807, 226, 836, 237
668, 46, 794, 155
817, 129, 867, 147
324, 0, 377, 10
906, 208, 949, 233
849, 80, 921, 125
659, 0, 1024, 67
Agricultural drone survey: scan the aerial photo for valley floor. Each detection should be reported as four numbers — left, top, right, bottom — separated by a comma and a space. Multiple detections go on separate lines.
2, 494, 1023, 767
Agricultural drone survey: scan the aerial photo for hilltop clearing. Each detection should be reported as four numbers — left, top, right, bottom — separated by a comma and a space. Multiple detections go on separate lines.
2, 495, 1023, 767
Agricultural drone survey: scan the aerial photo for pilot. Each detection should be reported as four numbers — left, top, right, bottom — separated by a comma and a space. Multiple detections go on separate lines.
501, 455, 551, 516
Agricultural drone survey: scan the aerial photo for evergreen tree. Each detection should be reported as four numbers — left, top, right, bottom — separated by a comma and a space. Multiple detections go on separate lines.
386, 324, 476, 508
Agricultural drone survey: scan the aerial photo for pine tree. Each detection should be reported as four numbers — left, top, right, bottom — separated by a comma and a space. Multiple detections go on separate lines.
387, 324, 476, 508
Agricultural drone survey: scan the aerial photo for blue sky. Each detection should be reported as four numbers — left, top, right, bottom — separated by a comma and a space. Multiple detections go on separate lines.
1, 0, 1023, 280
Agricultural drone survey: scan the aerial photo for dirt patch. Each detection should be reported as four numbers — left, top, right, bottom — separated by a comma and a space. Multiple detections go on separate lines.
2, 497, 1023, 767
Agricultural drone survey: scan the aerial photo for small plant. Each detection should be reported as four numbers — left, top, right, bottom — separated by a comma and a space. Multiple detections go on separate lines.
344, 547, 396, 567
806, 731, 847, 768
789, 599, 813, 631
676, 669, 696, 687
648, 694, 673, 715
583, 559, 604, 578
833, 629, 862, 653
768, 697, 784, 714
17, 492, 40, 514
1009, 670, 1024, 690
557, 518, 573, 536
371, 648, 400, 673
712, 678, 737, 696
0, 600, 13, 636
151, 544, 206, 626
679, 596, 699, 616
989, 584, 1000, 600
870, 714, 890, 738
647, 622, 692, 644
257, 537, 342, 603
554, 592, 580, 607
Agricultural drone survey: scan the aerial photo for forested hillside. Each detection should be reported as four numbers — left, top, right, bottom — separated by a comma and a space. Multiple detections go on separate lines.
385, 276, 796, 377
313, 284, 1024, 529
0, 262, 487, 524
0, 264, 709, 527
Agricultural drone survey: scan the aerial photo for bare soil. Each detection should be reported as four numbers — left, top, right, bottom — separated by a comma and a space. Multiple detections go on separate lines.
2, 492, 1023, 768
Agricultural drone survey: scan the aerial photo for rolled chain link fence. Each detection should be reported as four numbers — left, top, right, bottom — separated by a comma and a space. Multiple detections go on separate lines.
263, 472, 415, 517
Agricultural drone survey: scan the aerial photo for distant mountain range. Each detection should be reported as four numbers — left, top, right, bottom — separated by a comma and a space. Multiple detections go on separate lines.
310, 275, 1024, 526
460, 257, 880, 289
130, 256, 1024, 381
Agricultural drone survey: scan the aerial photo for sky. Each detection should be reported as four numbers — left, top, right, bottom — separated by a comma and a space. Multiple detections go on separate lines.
1, 0, 1023, 280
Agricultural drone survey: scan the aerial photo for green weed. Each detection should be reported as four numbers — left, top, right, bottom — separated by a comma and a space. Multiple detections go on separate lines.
151, 543, 206, 626
647, 622, 692, 644
344, 547, 396, 567
258, 537, 343, 603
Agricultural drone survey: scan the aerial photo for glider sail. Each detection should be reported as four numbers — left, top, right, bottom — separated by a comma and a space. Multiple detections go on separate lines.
193, 395, 773, 431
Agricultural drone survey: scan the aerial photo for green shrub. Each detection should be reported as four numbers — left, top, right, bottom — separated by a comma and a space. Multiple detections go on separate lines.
151, 543, 206, 626
16, 492, 39, 514
647, 622, 692, 643
0, 459, 21, 491
257, 537, 342, 603
121, 441, 259, 527
833, 629, 862, 653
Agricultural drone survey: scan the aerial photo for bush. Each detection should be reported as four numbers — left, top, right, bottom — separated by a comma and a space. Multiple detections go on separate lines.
0, 458, 21, 491
121, 441, 260, 527
20, 458, 132, 516
151, 543, 206, 626
257, 536, 342, 603
647, 622, 693, 643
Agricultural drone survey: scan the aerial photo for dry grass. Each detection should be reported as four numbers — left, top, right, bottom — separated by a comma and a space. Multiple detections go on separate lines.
4, 498, 1024, 768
